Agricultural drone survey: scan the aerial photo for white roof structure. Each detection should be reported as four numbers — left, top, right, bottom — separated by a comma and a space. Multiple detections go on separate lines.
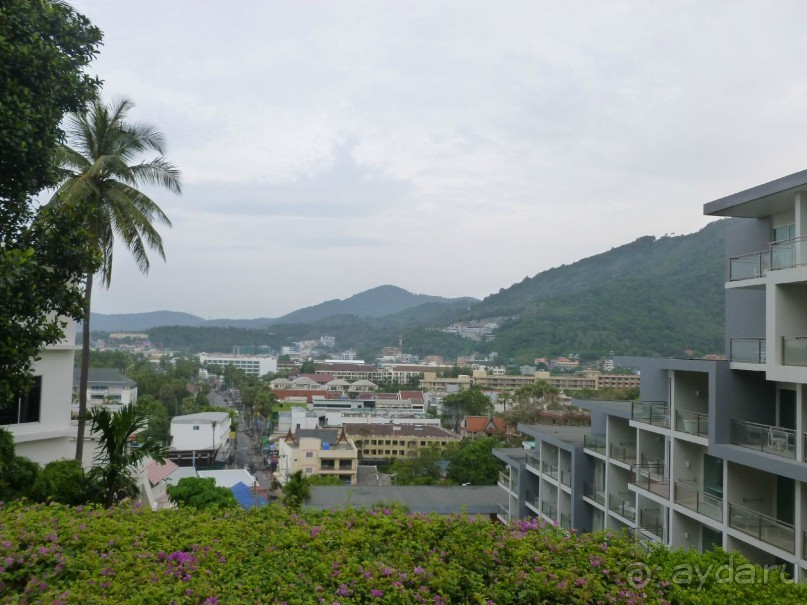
171, 412, 229, 425
198, 468, 258, 488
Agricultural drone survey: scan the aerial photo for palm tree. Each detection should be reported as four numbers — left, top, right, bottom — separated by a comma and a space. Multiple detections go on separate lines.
49, 98, 181, 462
86, 400, 167, 507
282, 470, 312, 510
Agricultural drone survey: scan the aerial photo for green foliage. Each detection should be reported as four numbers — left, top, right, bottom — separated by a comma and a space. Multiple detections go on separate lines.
281, 470, 312, 510
31, 459, 96, 506
388, 447, 444, 485
1, 504, 804, 603
167, 477, 238, 510
445, 437, 504, 485
86, 400, 168, 507
0, 0, 101, 407
441, 386, 492, 431
307, 474, 346, 486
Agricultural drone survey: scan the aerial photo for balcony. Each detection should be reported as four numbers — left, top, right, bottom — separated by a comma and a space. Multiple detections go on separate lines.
583, 481, 606, 506
632, 402, 670, 428
608, 494, 636, 521
630, 462, 670, 499
540, 499, 558, 521
674, 481, 722, 522
730, 419, 797, 459
559, 512, 571, 530
675, 410, 708, 437
783, 336, 807, 366
636, 508, 664, 543
559, 469, 572, 488
728, 502, 795, 554
730, 338, 766, 364
542, 462, 559, 481
497, 503, 510, 523
770, 236, 807, 271
525, 490, 540, 510
525, 451, 540, 470
498, 471, 511, 490
319, 461, 336, 471
583, 433, 606, 455
729, 251, 770, 281
609, 442, 637, 464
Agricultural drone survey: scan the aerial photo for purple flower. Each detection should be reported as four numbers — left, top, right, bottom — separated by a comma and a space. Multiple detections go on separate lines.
371, 589, 384, 598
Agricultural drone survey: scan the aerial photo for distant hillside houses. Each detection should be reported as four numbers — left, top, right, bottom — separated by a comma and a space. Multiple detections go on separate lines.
438, 319, 501, 341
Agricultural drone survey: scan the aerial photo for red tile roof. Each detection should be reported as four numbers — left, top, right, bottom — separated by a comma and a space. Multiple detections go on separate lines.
399, 391, 425, 400
463, 416, 508, 434
300, 373, 333, 384
145, 459, 179, 486
272, 390, 340, 403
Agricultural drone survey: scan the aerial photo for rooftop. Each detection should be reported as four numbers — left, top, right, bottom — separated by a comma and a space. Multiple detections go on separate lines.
703, 168, 807, 218
307, 485, 505, 515
171, 412, 230, 424
342, 423, 460, 439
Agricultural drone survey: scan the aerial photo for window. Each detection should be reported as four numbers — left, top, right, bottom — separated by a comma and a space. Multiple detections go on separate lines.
305, 452, 314, 458
0, 377, 42, 425
192, 426, 200, 430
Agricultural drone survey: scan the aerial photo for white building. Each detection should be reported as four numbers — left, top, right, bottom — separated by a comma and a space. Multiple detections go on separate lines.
1, 319, 78, 464
198, 353, 277, 376
169, 412, 232, 467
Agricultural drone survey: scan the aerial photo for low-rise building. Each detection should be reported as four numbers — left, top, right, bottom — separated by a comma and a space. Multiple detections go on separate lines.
72, 368, 138, 417
198, 353, 277, 376
344, 423, 460, 461
277, 428, 358, 485
169, 412, 232, 467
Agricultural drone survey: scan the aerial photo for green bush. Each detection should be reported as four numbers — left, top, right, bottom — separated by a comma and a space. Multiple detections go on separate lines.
0, 503, 803, 603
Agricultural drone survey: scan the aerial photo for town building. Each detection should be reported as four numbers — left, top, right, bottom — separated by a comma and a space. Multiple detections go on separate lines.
1, 319, 78, 465
198, 353, 277, 376
494, 170, 807, 581
276, 428, 358, 485
169, 412, 232, 467
72, 367, 138, 411
343, 423, 460, 462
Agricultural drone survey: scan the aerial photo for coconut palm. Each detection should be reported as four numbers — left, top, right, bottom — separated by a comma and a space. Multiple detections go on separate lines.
86, 400, 167, 507
282, 470, 312, 510
49, 98, 181, 462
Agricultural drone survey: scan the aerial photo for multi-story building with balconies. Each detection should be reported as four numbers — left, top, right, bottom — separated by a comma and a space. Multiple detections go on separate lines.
495, 170, 807, 581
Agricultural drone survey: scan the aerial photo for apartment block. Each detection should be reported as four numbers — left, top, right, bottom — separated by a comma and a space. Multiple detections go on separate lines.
344, 423, 460, 462
495, 170, 807, 581
276, 428, 358, 485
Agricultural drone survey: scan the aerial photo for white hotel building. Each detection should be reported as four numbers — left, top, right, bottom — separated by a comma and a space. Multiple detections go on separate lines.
496, 169, 807, 581
198, 353, 277, 376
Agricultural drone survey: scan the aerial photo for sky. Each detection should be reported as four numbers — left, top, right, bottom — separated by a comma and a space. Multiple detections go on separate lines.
67, 0, 807, 319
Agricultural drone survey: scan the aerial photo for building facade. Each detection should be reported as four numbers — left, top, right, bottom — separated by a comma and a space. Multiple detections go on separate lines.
495, 170, 807, 581
276, 428, 358, 485
344, 423, 460, 461
198, 353, 278, 376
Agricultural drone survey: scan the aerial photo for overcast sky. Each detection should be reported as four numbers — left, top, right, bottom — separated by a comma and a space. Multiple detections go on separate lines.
69, 1, 807, 319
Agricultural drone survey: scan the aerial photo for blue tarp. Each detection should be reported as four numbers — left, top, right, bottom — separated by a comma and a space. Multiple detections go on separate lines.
230, 481, 268, 510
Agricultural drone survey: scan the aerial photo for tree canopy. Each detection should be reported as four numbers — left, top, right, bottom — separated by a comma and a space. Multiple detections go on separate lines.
167, 477, 238, 510
0, 0, 102, 406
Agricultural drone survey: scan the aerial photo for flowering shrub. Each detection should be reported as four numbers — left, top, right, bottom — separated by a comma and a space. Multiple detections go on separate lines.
0, 502, 803, 604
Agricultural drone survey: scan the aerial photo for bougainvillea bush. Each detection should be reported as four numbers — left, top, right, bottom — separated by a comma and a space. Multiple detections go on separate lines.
0, 502, 803, 604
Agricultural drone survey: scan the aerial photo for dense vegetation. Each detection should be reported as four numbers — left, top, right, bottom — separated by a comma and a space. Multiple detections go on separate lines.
1, 503, 802, 604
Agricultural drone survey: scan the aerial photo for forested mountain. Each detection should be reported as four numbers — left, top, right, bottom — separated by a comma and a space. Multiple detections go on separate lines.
91, 285, 477, 332
467, 219, 728, 360
107, 220, 730, 362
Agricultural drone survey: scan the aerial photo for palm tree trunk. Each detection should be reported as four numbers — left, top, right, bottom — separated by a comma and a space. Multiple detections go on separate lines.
75, 272, 93, 463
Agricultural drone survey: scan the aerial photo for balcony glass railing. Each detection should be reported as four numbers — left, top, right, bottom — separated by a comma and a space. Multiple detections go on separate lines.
609, 442, 637, 464
583, 433, 607, 455
729, 251, 770, 281
673, 481, 722, 522
730, 338, 766, 363
541, 500, 558, 520
525, 451, 540, 471
630, 462, 670, 498
559, 469, 572, 487
525, 491, 540, 510
783, 336, 807, 367
608, 494, 636, 521
637, 508, 664, 542
730, 419, 797, 459
770, 236, 807, 271
559, 512, 571, 530
728, 502, 795, 554
583, 481, 606, 506
497, 503, 509, 521
498, 471, 511, 489
631, 402, 670, 428
542, 462, 559, 480
675, 409, 709, 436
